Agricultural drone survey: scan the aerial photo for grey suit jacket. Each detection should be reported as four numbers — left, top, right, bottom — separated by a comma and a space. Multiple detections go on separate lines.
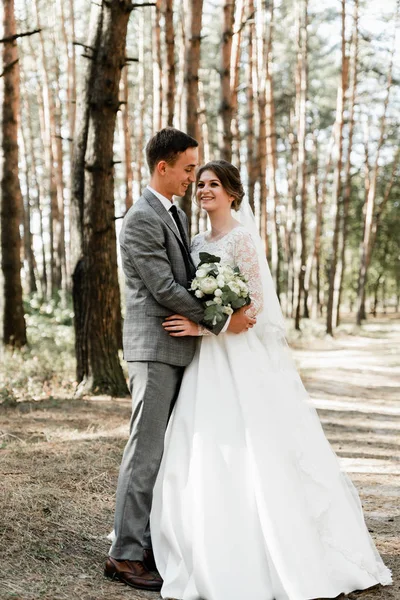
119, 188, 226, 366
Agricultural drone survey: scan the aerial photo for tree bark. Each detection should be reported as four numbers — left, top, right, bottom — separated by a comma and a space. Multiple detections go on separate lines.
255, 0, 268, 256
134, 8, 146, 196
152, 0, 163, 132
265, 0, 281, 299
326, 0, 348, 335
19, 105, 38, 295
164, 0, 175, 126
181, 0, 204, 220
336, 0, 358, 326
33, 0, 65, 297
356, 0, 398, 325
294, 0, 308, 331
71, 0, 129, 396
1, 0, 27, 347
219, 0, 235, 161
230, 0, 244, 165
246, 0, 256, 212
119, 63, 134, 210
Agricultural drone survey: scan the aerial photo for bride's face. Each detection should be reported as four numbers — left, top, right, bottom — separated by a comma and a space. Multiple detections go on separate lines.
196, 170, 234, 214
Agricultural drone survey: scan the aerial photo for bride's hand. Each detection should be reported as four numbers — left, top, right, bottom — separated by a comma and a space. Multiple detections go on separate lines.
162, 314, 199, 337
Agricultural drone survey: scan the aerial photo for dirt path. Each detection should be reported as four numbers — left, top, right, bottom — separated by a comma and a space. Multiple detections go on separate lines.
294, 318, 400, 599
0, 318, 398, 600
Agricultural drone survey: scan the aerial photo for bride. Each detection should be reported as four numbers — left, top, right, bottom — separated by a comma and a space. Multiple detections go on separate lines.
150, 160, 392, 600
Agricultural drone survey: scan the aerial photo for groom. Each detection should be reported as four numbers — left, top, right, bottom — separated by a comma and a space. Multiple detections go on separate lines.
105, 128, 255, 591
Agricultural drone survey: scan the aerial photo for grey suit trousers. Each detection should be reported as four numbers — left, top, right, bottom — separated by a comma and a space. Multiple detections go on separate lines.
110, 361, 184, 560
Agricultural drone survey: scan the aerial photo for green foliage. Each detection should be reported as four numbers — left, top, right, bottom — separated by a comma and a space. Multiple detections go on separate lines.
0, 298, 76, 403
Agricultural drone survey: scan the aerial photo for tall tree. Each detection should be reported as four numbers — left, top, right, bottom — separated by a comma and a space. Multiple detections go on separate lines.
294, 0, 308, 331
255, 0, 268, 255
1, 0, 27, 347
246, 0, 256, 212
33, 0, 66, 296
152, 0, 163, 132
326, 0, 348, 335
336, 0, 358, 325
71, 0, 129, 396
264, 0, 281, 298
119, 63, 134, 210
164, 0, 175, 126
356, 0, 399, 325
230, 0, 244, 165
219, 0, 235, 161
181, 0, 204, 220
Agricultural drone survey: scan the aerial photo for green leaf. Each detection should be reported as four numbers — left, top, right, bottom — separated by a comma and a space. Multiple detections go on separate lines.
203, 303, 225, 326
199, 252, 221, 264
231, 296, 247, 309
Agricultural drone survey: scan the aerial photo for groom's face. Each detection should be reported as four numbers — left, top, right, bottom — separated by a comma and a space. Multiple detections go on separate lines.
163, 147, 199, 198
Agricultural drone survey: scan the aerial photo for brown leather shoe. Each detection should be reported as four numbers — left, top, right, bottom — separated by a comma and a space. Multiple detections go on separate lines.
104, 556, 162, 591
143, 548, 157, 571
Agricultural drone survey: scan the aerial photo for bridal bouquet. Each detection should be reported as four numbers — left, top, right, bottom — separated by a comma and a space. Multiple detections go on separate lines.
190, 252, 251, 327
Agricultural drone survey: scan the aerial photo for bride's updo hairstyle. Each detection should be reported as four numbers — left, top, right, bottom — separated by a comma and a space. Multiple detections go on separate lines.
196, 160, 245, 211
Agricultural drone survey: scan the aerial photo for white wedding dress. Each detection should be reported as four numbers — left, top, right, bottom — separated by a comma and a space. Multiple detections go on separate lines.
150, 225, 392, 600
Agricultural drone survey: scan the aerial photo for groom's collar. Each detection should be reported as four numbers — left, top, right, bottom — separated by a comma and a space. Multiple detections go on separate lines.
146, 185, 174, 213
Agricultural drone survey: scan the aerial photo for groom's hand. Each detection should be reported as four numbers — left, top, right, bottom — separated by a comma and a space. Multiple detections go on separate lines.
162, 314, 199, 337
228, 306, 256, 334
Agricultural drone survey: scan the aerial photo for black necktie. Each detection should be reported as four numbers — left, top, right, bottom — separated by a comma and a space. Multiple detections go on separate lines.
169, 205, 190, 254
169, 204, 195, 278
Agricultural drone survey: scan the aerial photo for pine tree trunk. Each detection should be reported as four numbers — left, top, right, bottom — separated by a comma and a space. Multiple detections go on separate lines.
134, 9, 146, 196
356, 3, 398, 325
19, 112, 38, 295
1, 0, 27, 347
164, 0, 175, 126
152, 0, 163, 132
230, 0, 244, 165
265, 0, 280, 298
294, 0, 308, 331
336, 0, 358, 326
326, 0, 348, 335
219, 0, 235, 161
246, 0, 256, 212
33, 0, 65, 296
255, 0, 268, 256
181, 0, 204, 220
71, 1, 129, 396
119, 64, 133, 210
24, 78, 48, 298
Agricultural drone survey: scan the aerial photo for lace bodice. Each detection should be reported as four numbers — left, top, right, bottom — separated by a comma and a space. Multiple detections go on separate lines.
191, 227, 264, 334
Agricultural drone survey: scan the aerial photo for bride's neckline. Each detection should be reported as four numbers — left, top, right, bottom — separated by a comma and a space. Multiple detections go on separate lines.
203, 224, 244, 244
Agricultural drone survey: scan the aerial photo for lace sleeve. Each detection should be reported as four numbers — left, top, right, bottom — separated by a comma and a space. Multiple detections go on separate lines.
233, 229, 264, 318
197, 325, 213, 336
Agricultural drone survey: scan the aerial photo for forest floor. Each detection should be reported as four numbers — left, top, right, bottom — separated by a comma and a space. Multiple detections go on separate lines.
0, 314, 399, 600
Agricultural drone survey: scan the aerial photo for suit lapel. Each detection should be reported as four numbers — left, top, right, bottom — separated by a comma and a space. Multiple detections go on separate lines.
143, 188, 184, 245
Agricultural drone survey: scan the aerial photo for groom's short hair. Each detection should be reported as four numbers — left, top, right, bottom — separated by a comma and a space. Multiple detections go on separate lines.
146, 127, 199, 174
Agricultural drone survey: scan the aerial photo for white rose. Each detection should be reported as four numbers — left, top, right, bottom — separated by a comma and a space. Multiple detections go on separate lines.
222, 265, 235, 281
195, 290, 204, 298
196, 268, 208, 278
191, 279, 199, 290
200, 276, 218, 295
216, 276, 225, 288
227, 280, 241, 295
214, 288, 223, 297
238, 281, 249, 296
214, 297, 222, 305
